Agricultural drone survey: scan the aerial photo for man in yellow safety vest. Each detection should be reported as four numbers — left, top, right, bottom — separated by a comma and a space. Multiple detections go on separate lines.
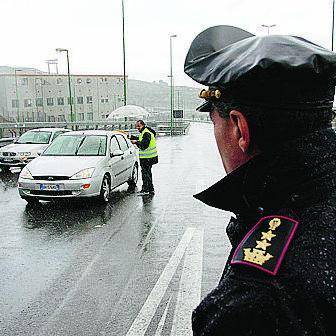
130, 120, 158, 195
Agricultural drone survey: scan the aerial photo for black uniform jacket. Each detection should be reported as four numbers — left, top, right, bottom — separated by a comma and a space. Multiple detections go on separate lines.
193, 127, 336, 336
130, 127, 158, 166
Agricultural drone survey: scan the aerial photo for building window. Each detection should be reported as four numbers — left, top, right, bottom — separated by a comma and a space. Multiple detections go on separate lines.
78, 113, 85, 121
105, 98, 108, 103
77, 96, 84, 104
46, 98, 54, 106
21, 78, 28, 85
57, 97, 64, 105
67, 97, 74, 105
43, 80, 50, 85
36, 98, 43, 107
35, 78, 42, 85
86, 96, 93, 104
101, 98, 105, 103
86, 78, 92, 84
24, 99, 32, 107
58, 115, 65, 122
87, 112, 93, 121
77, 78, 82, 84
12, 99, 19, 108
48, 115, 55, 122
56, 78, 62, 85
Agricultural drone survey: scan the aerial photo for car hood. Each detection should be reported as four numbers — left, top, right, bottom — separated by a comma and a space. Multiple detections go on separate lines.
1, 143, 48, 154
26, 156, 105, 177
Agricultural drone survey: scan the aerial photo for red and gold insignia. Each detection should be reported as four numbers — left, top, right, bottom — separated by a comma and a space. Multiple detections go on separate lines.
230, 216, 299, 275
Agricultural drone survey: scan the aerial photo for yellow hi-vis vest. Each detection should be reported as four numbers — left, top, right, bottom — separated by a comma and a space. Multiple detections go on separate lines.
139, 128, 158, 159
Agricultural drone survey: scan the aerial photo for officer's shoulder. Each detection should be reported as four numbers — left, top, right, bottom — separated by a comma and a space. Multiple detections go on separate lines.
231, 212, 299, 276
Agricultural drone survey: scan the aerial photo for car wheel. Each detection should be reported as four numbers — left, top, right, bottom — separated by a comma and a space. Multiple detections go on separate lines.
98, 175, 111, 203
128, 164, 138, 189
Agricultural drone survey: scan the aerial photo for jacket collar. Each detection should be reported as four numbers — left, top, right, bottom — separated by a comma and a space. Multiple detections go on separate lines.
194, 128, 336, 214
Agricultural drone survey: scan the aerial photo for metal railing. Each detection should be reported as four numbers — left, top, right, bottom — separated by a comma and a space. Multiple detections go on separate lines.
0, 120, 191, 137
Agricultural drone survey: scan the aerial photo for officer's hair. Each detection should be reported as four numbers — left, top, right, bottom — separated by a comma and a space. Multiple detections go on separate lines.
216, 102, 335, 151
136, 120, 145, 126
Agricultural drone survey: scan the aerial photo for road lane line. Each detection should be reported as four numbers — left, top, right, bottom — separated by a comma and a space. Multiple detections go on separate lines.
171, 228, 204, 335
154, 296, 171, 336
126, 227, 196, 336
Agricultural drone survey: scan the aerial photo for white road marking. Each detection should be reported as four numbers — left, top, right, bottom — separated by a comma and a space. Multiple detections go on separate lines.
154, 296, 172, 336
126, 228, 196, 336
171, 228, 204, 335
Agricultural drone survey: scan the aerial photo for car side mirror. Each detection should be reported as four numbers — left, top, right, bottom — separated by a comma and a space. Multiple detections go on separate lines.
37, 149, 43, 156
110, 149, 123, 157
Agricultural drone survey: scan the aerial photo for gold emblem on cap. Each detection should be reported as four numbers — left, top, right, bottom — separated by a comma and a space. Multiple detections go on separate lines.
199, 89, 221, 100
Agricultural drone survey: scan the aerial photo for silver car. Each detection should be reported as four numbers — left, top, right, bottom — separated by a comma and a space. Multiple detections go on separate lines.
18, 130, 139, 204
0, 128, 69, 171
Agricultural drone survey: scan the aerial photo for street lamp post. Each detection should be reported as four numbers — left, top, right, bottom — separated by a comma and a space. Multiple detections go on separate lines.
332, 0, 335, 50
14, 69, 23, 123
169, 34, 177, 136
261, 24, 276, 35
56, 48, 74, 122
121, 0, 127, 106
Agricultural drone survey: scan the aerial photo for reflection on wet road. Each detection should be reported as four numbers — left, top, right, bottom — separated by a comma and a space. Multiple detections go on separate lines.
0, 123, 231, 336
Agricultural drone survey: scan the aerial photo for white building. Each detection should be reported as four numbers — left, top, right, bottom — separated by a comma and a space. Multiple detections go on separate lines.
0, 67, 125, 123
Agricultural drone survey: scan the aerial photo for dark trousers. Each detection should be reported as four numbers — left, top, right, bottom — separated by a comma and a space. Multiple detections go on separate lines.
140, 163, 154, 192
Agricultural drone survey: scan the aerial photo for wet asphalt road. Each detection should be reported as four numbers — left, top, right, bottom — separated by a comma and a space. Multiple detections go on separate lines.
0, 123, 232, 336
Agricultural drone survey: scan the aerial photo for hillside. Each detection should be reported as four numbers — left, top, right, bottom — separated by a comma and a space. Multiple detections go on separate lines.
127, 79, 204, 118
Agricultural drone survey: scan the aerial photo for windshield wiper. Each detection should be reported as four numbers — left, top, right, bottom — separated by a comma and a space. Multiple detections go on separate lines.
74, 137, 86, 155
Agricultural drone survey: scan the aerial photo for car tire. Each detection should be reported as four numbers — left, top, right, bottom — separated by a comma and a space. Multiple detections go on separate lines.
128, 163, 138, 190
98, 174, 111, 203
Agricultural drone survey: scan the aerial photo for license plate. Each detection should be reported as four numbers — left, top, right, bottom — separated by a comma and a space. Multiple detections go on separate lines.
40, 184, 60, 191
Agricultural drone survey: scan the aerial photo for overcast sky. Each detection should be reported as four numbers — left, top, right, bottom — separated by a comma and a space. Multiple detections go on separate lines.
0, 0, 333, 87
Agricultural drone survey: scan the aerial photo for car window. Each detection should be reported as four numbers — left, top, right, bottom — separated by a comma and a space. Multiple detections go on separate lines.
77, 136, 107, 156
43, 135, 107, 156
51, 131, 64, 141
116, 134, 129, 151
110, 136, 121, 153
17, 131, 52, 144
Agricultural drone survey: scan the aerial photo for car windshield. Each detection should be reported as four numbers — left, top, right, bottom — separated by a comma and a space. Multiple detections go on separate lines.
17, 131, 52, 144
42, 135, 107, 156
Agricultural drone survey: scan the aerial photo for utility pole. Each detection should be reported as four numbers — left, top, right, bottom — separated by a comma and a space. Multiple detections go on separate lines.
261, 24, 276, 35
14, 69, 22, 123
122, 0, 127, 105
169, 34, 177, 136
56, 48, 74, 122
333, 0, 335, 50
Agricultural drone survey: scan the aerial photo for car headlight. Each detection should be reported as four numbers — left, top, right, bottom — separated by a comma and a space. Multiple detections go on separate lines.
20, 167, 34, 180
70, 168, 95, 180
19, 152, 31, 157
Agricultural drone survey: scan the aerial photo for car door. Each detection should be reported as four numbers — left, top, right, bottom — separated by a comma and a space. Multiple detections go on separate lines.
108, 135, 125, 187
115, 134, 133, 182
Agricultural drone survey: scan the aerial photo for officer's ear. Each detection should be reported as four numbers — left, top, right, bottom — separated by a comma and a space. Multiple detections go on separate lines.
229, 110, 251, 153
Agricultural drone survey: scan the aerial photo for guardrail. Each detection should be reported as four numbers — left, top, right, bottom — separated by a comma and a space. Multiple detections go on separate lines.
0, 120, 191, 137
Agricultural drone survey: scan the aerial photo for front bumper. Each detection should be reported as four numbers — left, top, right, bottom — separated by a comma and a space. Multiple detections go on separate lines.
0, 156, 35, 167
18, 176, 102, 200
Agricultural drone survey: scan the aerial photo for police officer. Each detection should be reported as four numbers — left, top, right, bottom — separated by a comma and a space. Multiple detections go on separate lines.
184, 26, 336, 335
131, 120, 158, 195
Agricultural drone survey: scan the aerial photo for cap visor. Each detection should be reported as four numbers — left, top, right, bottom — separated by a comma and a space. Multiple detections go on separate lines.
196, 101, 212, 112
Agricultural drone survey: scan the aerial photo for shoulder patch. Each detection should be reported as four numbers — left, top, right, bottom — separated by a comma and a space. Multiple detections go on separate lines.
231, 215, 299, 275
